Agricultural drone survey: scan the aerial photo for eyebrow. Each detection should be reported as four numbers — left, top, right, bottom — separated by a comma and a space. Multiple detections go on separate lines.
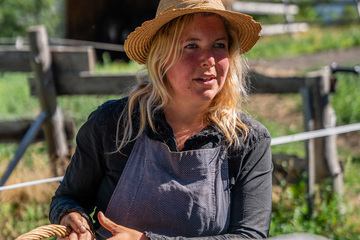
184, 37, 228, 42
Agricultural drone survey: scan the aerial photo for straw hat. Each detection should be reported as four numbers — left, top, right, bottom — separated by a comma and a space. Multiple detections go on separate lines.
124, 0, 262, 65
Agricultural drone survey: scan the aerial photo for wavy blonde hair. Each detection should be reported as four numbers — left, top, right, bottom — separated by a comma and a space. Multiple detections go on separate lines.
116, 13, 249, 152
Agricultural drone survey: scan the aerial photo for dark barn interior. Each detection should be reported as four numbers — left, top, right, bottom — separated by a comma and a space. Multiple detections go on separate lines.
65, 0, 160, 61
64, 0, 233, 62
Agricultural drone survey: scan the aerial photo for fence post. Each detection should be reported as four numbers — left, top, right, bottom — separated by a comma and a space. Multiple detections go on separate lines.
302, 67, 344, 202
320, 67, 343, 196
355, 0, 360, 19
301, 85, 315, 215
27, 25, 69, 176
281, 0, 294, 37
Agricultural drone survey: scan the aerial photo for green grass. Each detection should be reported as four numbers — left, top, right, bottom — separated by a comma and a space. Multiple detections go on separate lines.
331, 72, 360, 125
0, 202, 51, 240
1, 24, 360, 239
245, 24, 360, 60
0, 73, 39, 120
270, 175, 360, 240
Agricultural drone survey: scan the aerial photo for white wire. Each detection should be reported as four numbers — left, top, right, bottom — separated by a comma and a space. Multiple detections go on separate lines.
1, 123, 360, 192
271, 123, 360, 146
0, 176, 63, 192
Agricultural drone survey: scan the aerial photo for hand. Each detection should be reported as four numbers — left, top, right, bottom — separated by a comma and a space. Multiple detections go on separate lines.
57, 212, 93, 240
98, 211, 149, 240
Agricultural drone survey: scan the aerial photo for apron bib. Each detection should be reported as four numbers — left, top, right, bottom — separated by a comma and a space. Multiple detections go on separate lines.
96, 133, 230, 239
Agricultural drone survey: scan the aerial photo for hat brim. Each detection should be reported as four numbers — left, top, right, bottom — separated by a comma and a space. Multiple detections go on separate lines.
124, 8, 262, 65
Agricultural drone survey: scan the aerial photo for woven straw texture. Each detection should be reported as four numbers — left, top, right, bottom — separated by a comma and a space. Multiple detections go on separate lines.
15, 224, 71, 240
124, 0, 261, 64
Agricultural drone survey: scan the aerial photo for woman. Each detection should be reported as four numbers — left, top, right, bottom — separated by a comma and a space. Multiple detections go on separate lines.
50, 0, 273, 239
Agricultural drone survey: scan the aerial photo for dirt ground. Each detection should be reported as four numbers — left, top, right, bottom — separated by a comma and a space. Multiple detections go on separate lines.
249, 46, 360, 77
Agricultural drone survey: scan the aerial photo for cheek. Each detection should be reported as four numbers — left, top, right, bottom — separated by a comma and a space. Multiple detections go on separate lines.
167, 58, 195, 81
217, 57, 230, 77
180, 55, 199, 71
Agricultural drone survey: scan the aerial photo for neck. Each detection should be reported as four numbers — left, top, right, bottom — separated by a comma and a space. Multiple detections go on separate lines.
164, 103, 209, 151
164, 103, 207, 128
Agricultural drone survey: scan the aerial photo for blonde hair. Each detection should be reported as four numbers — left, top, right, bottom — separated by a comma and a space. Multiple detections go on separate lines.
116, 13, 249, 152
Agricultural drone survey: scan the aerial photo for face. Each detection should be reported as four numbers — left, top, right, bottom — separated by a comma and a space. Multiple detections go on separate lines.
165, 14, 230, 109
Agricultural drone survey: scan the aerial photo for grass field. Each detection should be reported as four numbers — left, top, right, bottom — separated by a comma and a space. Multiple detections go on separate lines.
1, 24, 360, 239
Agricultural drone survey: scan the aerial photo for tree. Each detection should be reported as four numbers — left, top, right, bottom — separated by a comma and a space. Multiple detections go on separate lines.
0, 0, 64, 39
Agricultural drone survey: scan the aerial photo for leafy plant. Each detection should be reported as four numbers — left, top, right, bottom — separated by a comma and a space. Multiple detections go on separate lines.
270, 176, 360, 240
0, 201, 51, 240
331, 72, 360, 125
0, 0, 64, 38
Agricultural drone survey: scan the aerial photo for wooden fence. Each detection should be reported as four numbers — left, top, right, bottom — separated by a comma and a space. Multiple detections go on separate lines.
231, 0, 360, 36
0, 25, 345, 211
232, 0, 309, 35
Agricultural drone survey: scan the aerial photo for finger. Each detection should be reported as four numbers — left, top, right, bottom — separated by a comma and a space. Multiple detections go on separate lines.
98, 211, 119, 234
68, 231, 79, 240
68, 220, 87, 234
67, 229, 93, 240
63, 213, 88, 234
78, 230, 94, 240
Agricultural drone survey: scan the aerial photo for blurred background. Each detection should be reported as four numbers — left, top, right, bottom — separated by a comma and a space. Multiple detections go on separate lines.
0, 0, 359, 239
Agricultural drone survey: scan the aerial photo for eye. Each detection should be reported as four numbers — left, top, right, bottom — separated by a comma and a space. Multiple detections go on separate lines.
185, 44, 198, 49
214, 43, 226, 48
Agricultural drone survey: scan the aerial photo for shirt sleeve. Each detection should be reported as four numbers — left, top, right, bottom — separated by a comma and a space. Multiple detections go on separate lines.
49, 107, 105, 227
227, 135, 273, 238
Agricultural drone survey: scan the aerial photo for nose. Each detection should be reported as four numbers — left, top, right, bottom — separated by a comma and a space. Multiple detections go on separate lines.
201, 50, 215, 68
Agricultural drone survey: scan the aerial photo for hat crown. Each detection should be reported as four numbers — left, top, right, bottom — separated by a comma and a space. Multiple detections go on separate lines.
156, 0, 225, 16
125, 0, 261, 64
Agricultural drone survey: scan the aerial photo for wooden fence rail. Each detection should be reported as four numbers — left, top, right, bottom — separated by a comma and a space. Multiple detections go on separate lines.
231, 0, 309, 35
0, 25, 344, 212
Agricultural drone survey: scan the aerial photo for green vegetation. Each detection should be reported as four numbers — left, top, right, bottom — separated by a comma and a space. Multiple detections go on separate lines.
270, 173, 360, 240
331, 72, 360, 125
0, 73, 38, 120
0, 0, 64, 38
1, 3, 360, 239
0, 201, 50, 239
246, 24, 360, 60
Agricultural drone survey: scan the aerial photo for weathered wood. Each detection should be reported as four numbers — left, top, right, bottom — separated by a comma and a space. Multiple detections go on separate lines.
28, 25, 69, 176
51, 46, 96, 74
232, 1, 309, 36
232, 1, 299, 15
282, 0, 294, 23
0, 46, 32, 72
318, 68, 343, 195
307, 70, 332, 182
29, 71, 311, 96
261, 23, 309, 36
303, 68, 343, 194
29, 73, 141, 95
247, 71, 308, 93
0, 119, 76, 143
301, 85, 316, 215
324, 105, 344, 195
0, 46, 95, 73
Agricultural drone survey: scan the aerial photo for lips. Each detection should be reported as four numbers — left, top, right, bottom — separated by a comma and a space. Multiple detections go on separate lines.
194, 76, 217, 86
194, 75, 216, 82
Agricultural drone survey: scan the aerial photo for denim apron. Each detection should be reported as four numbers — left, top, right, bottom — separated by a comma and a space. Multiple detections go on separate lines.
96, 133, 230, 239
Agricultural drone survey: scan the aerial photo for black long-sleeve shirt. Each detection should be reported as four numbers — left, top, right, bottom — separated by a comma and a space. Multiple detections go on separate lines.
49, 97, 273, 239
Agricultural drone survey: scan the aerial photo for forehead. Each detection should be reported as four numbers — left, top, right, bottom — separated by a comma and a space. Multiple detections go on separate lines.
181, 13, 228, 39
